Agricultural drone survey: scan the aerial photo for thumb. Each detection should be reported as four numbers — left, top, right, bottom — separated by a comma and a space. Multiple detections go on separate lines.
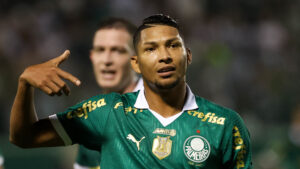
52, 50, 70, 67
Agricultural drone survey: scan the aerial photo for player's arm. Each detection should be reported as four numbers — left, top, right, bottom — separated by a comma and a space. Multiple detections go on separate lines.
231, 124, 252, 169
9, 50, 81, 148
222, 114, 252, 169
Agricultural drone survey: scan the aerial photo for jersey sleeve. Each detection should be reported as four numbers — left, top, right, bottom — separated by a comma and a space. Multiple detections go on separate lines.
222, 112, 252, 169
74, 145, 101, 169
49, 93, 117, 149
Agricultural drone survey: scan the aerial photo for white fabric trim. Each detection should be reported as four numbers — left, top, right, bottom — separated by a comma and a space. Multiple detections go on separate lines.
49, 114, 72, 145
134, 84, 198, 127
73, 163, 92, 169
0, 156, 4, 166
149, 109, 184, 127
133, 78, 144, 92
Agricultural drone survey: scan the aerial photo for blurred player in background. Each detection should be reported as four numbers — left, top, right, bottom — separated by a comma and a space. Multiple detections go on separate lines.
74, 18, 143, 169
9, 14, 252, 168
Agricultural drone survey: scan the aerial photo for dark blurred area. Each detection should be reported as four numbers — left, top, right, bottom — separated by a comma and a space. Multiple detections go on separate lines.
0, 0, 300, 168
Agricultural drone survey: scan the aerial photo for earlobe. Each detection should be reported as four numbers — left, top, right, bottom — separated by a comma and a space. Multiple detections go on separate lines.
186, 48, 192, 64
131, 56, 141, 74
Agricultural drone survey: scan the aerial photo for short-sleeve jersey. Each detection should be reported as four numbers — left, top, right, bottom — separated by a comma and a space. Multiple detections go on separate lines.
50, 88, 252, 169
74, 78, 144, 169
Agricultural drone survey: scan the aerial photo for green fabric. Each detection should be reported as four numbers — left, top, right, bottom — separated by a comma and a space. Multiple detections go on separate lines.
76, 145, 100, 167
57, 91, 252, 169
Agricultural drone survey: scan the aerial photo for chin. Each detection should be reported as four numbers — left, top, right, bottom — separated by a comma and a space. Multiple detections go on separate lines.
154, 78, 180, 90
98, 81, 117, 89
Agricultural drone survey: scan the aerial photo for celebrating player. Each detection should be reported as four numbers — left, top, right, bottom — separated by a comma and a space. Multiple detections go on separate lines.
10, 14, 252, 168
74, 18, 143, 169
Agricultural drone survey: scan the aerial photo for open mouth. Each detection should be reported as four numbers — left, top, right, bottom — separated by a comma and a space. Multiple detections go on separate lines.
102, 70, 116, 74
101, 70, 116, 79
157, 66, 176, 78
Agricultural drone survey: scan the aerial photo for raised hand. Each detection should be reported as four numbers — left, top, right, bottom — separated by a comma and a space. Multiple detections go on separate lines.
19, 50, 81, 96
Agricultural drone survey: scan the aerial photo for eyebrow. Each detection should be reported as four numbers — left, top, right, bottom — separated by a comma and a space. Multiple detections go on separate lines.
142, 37, 180, 45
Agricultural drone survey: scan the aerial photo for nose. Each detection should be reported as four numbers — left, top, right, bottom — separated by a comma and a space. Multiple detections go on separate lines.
159, 47, 172, 64
102, 51, 113, 66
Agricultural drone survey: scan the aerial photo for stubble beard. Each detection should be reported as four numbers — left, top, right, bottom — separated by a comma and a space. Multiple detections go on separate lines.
154, 78, 180, 90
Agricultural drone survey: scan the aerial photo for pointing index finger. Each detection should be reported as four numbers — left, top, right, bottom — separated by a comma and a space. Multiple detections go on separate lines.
56, 68, 81, 86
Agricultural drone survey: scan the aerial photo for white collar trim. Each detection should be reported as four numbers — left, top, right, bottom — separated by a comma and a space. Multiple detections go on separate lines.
134, 84, 198, 126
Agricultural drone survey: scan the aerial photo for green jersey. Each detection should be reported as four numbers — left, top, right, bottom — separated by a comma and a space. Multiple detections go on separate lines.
74, 79, 144, 169
50, 86, 252, 169
74, 145, 101, 169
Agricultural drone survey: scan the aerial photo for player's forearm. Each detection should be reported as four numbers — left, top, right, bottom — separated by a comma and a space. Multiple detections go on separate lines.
9, 78, 39, 147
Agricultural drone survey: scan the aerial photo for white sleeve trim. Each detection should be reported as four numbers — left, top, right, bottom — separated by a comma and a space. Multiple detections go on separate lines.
74, 163, 93, 169
0, 156, 4, 166
49, 114, 72, 145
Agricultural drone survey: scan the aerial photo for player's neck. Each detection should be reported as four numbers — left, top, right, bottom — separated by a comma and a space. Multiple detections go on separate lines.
121, 79, 138, 94
102, 76, 138, 94
144, 80, 187, 118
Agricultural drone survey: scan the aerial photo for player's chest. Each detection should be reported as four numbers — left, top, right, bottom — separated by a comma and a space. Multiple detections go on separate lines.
105, 108, 225, 168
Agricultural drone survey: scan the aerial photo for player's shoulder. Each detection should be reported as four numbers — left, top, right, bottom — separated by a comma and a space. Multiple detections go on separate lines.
66, 92, 120, 111
194, 95, 242, 122
121, 91, 140, 104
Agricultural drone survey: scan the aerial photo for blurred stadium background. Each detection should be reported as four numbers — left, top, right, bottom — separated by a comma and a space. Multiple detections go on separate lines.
0, 0, 300, 168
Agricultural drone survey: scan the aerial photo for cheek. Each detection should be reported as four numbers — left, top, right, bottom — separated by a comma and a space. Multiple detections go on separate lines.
116, 56, 131, 73
91, 54, 101, 65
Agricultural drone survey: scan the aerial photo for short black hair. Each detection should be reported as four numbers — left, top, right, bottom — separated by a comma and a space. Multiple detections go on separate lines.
133, 14, 182, 53
96, 18, 137, 37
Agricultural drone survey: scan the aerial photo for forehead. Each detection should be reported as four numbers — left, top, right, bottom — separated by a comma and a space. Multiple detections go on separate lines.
139, 25, 182, 45
93, 28, 131, 46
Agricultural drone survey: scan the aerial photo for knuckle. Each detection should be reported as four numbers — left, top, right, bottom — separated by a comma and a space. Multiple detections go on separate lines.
50, 67, 57, 72
40, 80, 47, 86
56, 80, 65, 87
54, 88, 61, 93
45, 73, 52, 79
60, 82, 66, 88
37, 82, 44, 88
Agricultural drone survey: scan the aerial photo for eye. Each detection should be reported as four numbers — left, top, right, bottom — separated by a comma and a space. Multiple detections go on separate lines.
170, 42, 181, 48
112, 47, 127, 54
93, 47, 105, 53
145, 47, 155, 52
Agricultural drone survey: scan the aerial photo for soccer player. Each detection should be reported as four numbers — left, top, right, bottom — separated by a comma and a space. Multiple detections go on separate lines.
10, 14, 252, 168
74, 18, 143, 169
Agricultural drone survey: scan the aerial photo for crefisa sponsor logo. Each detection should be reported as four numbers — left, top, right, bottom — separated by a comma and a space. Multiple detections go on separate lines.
183, 135, 210, 163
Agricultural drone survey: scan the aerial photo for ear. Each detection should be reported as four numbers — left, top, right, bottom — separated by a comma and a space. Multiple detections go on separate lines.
186, 48, 192, 65
131, 55, 141, 74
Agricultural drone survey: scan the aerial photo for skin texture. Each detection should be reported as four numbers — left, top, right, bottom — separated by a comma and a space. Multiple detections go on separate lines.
90, 28, 136, 94
9, 24, 191, 147
10, 51, 80, 148
131, 25, 192, 117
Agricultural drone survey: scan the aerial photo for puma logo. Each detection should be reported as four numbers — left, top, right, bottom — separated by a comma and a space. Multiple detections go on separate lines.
127, 134, 145, 151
